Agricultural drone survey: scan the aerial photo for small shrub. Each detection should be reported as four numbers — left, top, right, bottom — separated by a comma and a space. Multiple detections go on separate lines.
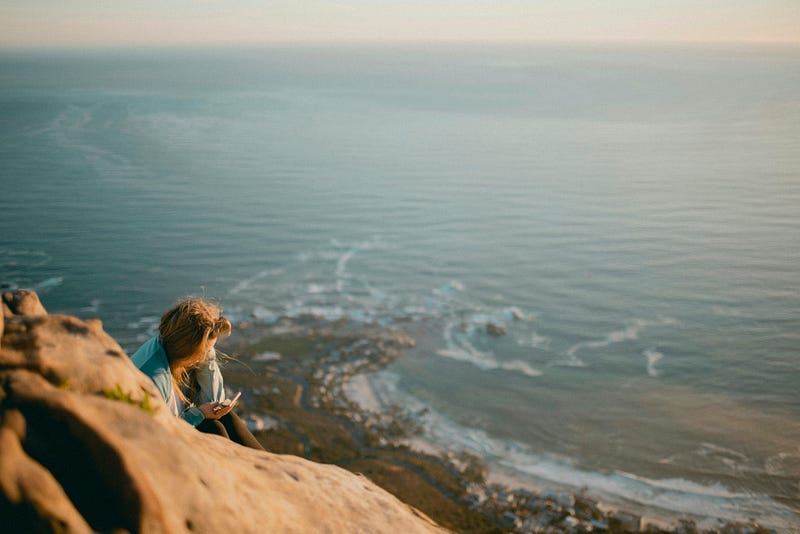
104, 384, 157, 415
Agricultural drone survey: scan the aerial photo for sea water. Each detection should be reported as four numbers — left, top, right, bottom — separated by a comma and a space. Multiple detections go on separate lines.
1, 43, 799, 528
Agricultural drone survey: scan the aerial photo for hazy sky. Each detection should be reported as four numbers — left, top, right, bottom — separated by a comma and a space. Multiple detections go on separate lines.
1, 0, 798, 47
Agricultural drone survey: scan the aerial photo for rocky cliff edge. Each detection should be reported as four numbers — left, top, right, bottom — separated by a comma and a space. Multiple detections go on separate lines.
0, 290, 445, 534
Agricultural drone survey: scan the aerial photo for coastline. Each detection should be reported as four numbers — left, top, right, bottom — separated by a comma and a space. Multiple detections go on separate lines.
343, 370, 778, 532
219, 315, 779, 533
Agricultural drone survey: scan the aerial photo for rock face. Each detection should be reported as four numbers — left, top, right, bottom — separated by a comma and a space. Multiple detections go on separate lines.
0, 291, 445, 534
3, 289, 47, 317
485, 322, 508, 337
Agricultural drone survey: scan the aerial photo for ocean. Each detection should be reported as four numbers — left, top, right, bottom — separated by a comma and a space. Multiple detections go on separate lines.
1, 43, 798, 528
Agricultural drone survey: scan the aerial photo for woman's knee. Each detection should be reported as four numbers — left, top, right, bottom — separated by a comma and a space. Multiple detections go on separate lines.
220, 412, 265, 450
197, 418, 229, 439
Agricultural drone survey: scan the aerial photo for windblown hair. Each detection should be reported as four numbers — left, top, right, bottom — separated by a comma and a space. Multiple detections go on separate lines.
159, 297, 232, 403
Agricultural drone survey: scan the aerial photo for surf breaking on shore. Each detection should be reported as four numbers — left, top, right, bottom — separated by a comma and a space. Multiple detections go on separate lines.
343, 363, 798, 531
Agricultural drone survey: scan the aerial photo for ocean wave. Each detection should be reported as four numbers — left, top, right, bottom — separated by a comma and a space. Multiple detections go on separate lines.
227, 268, 284, 297
80, 298, 101, 313
0, 248, 52, 269
281, 303, 381, 325
245, 413, 279, 432
437, 321, 542, 378
286, 304, 345, 321
435, 349, 542, 377
298, 237, 391, 294
695, 442, 749, 463
644, 348, 664, 377
34, 276, 64, 291
358, 371, 799, 530
335, 249, 354, 293
329, 236, 390, 252
434, 279, 465, 293
561, 317, 677, 367
510, 463, 800, 529
252, 352, 282, 362
517, 331, 550, 349
499, 359, 544, 377
2, 272, 66, 296
251, 306, 278, 322
506, 306, 536, 321
126, 315, 160, 343
307, 283, 327, 294
765, 449, 800, 476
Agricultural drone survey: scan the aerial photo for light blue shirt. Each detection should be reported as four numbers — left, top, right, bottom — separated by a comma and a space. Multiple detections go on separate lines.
131, 336, 225, 426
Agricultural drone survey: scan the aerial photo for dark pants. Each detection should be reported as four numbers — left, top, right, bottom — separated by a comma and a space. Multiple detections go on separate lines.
196, 411, 265, 451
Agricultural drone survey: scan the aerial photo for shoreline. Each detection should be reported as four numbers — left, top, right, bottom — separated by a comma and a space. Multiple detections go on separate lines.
342, 370, 754, 532
220, 316, 780, 533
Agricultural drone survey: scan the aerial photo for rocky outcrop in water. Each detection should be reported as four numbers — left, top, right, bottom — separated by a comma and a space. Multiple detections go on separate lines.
0, 290, 445, 534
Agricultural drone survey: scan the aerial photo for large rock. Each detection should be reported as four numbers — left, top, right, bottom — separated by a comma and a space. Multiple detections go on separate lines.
3, 289, 47, 317
485, 322, 508, 337
0, 291, 445, 534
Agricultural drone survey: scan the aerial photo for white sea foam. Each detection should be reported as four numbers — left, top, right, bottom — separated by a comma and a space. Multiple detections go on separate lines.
517, 331, 550, 349
447, 306, 535, 338
284, 304, 346, 321
228, 268, 283, 297
432, 280, 466, 298
644, 349, 664, 377
437, 321, 542, 377
448, 280, 465, 292
556, 357, 588, 368
504, 306, 535, 322
307, 283, 326, 294
128, 315, 160, 343
34, 276, 64, 291
252, 352, 282, 362
692, 442, 765, 476
80, 299, 101, 313
505, 462, 799, 529
355, 371, 800, 530
696, 443, 749, 464
765, 449, 800, 476
326, 237, 391, 294
562, 317, 677, 367
251, 306, 278, 322
246, 414, 279, 432
499, 359, 543, 377
335, 249, 355, 293
127, 316, 159, 330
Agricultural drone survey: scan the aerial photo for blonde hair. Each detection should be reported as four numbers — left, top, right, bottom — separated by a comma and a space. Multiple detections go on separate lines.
159, 297, 232, 403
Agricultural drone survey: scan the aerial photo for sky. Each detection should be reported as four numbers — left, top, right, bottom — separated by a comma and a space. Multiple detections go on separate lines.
0, 0, 798, 48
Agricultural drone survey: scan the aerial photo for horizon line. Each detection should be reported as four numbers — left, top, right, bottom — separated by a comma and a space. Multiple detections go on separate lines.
2, 37, 799, 53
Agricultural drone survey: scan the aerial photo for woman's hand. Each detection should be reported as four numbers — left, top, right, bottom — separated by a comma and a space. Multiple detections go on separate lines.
198, 401, 233, 420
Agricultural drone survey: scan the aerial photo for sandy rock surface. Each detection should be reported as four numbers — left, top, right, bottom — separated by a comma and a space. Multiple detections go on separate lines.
0, 290, 446, 534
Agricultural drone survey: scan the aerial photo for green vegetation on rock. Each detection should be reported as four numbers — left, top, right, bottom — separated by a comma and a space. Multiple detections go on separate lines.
104, 384, 157, 415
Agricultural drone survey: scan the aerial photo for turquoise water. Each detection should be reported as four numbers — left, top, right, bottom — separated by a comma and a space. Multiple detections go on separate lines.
1, 44, 799, 527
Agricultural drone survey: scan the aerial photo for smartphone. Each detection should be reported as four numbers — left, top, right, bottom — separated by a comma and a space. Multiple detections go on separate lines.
220, 391, 242, 408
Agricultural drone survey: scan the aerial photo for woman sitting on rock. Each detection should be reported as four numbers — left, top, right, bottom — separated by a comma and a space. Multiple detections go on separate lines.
131, 297, 264, 450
